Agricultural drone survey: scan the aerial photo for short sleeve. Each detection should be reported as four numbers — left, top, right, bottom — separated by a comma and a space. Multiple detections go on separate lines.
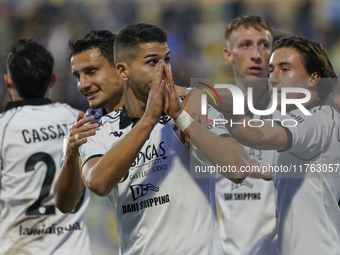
278, 108, 334, 160
78, 125, 108, 167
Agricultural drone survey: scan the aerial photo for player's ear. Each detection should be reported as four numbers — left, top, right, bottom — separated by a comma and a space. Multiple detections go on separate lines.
4, 73, 13, 90
4, 74, 20, 101
116, 61, 129, 82
48, 74, 57, 88
223, 47, 233, 65
308, 71, 320, 89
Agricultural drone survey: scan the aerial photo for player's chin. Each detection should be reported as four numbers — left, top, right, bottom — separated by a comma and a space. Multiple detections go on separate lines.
88, 99, 104, 110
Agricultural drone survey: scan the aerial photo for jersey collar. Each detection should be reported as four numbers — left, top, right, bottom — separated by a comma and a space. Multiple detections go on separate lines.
5, 98, 52, 111
119, 105, 141, 129
304, 100, 324, 110
119, 105, 169, 129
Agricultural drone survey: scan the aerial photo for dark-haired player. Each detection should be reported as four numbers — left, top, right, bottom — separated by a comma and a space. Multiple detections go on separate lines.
0, 39, 90, 254
79, 23, 249, 254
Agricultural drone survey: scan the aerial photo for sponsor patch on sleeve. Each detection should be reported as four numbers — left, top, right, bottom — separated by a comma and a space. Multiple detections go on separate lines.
78, 146, 87, 163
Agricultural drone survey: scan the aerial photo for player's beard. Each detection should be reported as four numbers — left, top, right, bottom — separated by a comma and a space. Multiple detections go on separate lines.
128, 73, 151, 98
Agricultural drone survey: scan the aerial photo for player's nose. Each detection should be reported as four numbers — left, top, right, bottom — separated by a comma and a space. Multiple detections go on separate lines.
250, 47, 262, 64
78, 75, 91, 92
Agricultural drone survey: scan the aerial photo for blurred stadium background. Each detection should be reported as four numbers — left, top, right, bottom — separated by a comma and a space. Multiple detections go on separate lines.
1, 0, 340, 254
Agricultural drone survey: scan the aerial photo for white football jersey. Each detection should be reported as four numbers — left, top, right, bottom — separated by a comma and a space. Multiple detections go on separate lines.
79, 106, 229, 255
0, 99, 91, 255
216, 94, 278, 255
275, 100, 340, 255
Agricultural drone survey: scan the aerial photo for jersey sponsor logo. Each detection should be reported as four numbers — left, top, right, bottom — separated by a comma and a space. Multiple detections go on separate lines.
224, 180, 261, 201
119, 142, 169, 184
129, 159, 168, 181
79, 146, 86, 162
234, 193, 261, 200
22, 124, 69, 144
122, 194, 170, 214
110, 131, 124, 137
224, 192, 261, 200
131, 141, 166, 168
19, 222, 82, 236
130, 183, 159, 201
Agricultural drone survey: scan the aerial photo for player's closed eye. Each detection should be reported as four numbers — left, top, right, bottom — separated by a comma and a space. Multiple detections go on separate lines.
86, 69, 97, 76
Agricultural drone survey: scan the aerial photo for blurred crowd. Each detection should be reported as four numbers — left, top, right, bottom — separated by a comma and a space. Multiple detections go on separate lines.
1, 0, 340, 112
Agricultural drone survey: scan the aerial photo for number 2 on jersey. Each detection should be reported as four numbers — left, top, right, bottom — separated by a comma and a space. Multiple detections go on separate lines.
25, 152, 56, 215
24, 152, 84, 216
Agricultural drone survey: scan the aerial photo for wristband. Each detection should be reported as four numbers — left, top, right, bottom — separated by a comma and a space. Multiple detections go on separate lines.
62, 136, 69, 156
174, 110, 194, 131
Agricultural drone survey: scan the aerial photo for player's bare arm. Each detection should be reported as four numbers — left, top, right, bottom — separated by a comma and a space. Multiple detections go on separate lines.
82, 63, 165, 197
227, 113, 288, 151
182, 87, 237, 125
54, 111, 99, 213
163, 62, 249, 183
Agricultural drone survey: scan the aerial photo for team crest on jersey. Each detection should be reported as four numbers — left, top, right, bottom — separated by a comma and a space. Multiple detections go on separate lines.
159, 114, 171, 125
130, 183, 159, 201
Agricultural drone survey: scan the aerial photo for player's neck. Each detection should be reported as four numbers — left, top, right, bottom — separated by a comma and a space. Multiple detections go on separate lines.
123, 89, 147, 118
104, 91, 125, 113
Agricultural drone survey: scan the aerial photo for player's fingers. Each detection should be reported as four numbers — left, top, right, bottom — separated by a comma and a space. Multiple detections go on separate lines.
163, 63, 175, 93
75, 129, 96, 142
159, 79, 165, 95
70, 122, 99, 137
151, 63, 163, 93
77, 123, 99, 133
76, 111, 84, 122
70, 129, 96, 149
72, 115, 95, 129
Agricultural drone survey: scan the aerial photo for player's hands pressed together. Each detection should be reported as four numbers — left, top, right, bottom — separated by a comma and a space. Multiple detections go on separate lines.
163, 60, 183, 119
142, 61, 166, 127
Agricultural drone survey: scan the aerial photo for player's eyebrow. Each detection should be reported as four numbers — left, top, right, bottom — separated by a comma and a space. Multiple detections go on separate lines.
278, 62, 293, 66
268, 62, 293, 68
72, 65, 97, 76
143, 51, 171, 59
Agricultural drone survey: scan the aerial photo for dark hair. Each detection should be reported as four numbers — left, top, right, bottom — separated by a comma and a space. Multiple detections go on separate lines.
6, 39, 54, 98
273, 36, 338, 101
114, 23, 168, 64
69, 30, 116, 66
225, 15, 274, 41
